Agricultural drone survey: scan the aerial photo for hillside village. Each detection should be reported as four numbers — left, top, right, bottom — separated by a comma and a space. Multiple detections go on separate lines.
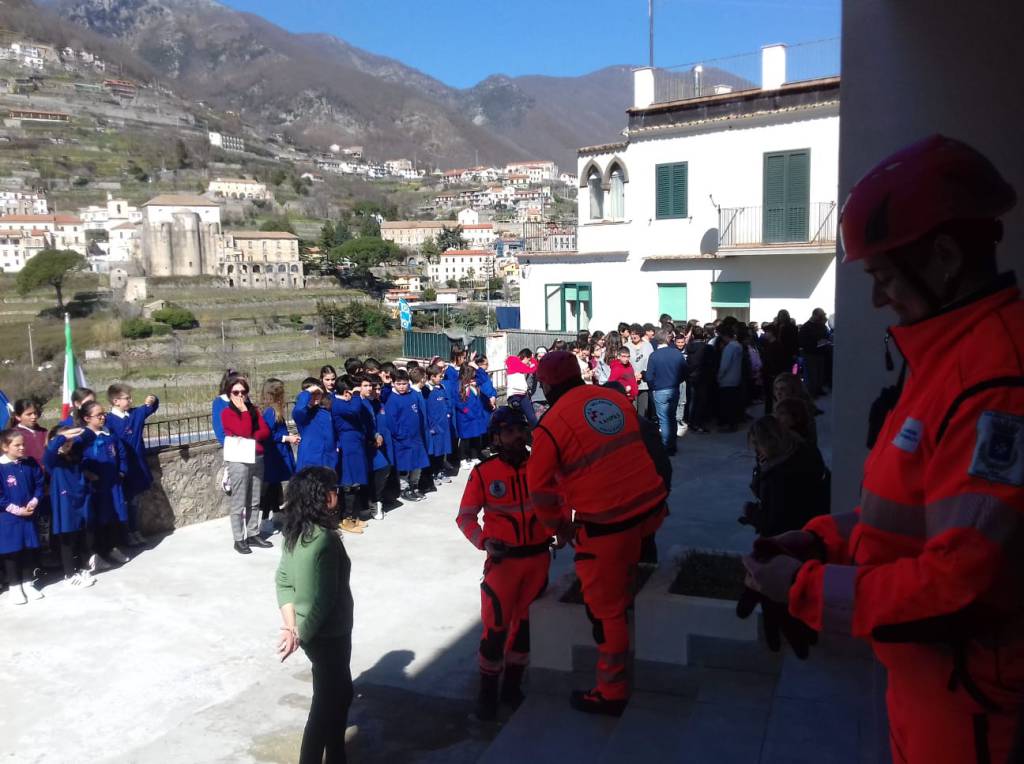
0, 29, 576, 312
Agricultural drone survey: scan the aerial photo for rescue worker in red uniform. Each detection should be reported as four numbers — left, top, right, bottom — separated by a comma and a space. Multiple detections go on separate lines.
527, 351, 668, 716
457, 406, 553, 721
743, 135, 1023, 763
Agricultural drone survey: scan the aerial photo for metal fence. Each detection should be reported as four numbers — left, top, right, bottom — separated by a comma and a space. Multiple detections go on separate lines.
504, 330, 578, 356
403, 331, 486, 360
143, 414, 218, 450
718, 202, 837, 248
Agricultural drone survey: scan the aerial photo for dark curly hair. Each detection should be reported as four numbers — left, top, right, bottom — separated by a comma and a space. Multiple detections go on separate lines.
281, 467, 340, 552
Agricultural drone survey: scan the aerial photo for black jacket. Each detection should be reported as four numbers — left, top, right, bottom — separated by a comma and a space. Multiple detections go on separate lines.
747, 442, 830, 537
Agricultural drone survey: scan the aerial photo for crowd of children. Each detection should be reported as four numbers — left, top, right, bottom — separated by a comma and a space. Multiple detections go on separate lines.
0, 385, 159, 604
211, 349, 505, 551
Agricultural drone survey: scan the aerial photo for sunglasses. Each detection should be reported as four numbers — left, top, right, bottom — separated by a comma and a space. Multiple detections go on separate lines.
230, 389, 248, 396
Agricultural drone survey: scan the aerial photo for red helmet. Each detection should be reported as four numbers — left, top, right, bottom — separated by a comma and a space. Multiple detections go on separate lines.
840, 134, 1016, 263
536, 350, 582, 387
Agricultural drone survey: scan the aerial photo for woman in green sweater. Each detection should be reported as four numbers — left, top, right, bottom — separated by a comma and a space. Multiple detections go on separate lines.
276, 466, 354, 764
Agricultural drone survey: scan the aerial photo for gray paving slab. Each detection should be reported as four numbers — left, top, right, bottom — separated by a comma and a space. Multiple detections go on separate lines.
760, 696, 860, 764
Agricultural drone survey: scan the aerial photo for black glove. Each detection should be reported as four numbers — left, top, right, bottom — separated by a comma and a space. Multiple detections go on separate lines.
736, 587, 818, 659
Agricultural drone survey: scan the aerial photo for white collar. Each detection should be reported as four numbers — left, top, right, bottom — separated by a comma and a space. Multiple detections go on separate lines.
16, 423, 36, 432
0, 455, 14, 464
219, 394, 230, 402
108, 408, 129, 419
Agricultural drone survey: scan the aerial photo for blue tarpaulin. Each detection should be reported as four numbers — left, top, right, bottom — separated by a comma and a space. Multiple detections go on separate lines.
495, 307, 521, 329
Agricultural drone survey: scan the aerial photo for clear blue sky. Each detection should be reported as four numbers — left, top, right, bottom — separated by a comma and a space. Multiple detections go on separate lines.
219, 0, 841, 88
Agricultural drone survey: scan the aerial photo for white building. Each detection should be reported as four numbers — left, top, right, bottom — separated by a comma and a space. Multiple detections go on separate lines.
462, 223, 497, 250
0, 228, 46, 272
519, 45, 839, 332
208, 132, 245, 153
505, 161, 559, 183
0, 190, 47, 216
216, 230, 304, 289
457, 208, 480, 226
428, 249, 496, 284
208, 177, 270, 200
0, 213, 86, 258
381, 220, 448, 250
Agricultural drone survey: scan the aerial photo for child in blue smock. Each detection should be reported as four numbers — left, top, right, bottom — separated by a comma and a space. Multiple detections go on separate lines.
424, 364, 454, 484
359, 374, 394, 520
260, 378, 298, 529
384, 369, 430, 503
105, 383, 159, 547
59, 386, 96, 428
78, 400, 130, 570
0, 427, 44, 604
334, 379, 375, 531
292, 377, 342, 472
455, 365, 488, 465
44, 426, 98, 588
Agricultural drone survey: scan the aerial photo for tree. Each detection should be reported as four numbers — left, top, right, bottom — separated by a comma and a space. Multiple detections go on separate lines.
152, 305, 197, 330
318, 221, 336, 252
260, 216, 297, 235
329, 237, 400, 273
437, 225, 467, 252
358, 214, 381, 238
173, 139, 190, 170
423, 287, 437, 301
270, 168, 288, 186
446, 278, 458, 289
16, 249, 86, 311
420, 238, 440, 263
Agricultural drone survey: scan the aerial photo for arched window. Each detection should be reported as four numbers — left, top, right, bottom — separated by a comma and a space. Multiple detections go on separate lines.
609, 164, 625, 220
588, 168, 603, 221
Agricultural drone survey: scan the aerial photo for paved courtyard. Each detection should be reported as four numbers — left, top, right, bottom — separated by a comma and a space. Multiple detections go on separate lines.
1, 399, 868, 764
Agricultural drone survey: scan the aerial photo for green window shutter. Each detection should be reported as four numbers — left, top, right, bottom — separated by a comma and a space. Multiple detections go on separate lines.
710, 281, 751, 308
763, 153, 787, 243
671, 163, 688, 218
655, 165, 672, 219
658, 284, 688, 319
785, 151, 810, 241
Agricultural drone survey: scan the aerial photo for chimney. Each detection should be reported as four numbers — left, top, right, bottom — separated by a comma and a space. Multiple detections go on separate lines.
761, 44, 786, 90
634, 67, 655, 109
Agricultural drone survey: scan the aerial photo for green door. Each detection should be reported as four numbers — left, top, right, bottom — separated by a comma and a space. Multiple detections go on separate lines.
657, 283, 688, 321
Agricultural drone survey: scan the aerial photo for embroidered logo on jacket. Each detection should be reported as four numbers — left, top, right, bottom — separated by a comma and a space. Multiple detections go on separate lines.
970, 411, 1024, 486
489, 480, 507, 498
6, 475, 16, 486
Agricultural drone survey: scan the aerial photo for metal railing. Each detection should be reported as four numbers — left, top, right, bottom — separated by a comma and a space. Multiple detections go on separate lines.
523, 221, 577, 252
144, 414, 217, 450
652, 38, 840, 106
504, 330, 578, 356
718, 201, 837, 248
403, 331, 486, 360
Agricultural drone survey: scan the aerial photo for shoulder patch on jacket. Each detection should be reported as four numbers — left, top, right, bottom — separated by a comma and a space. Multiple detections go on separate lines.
583, 398, 624, 436
969, 411, 1024, 486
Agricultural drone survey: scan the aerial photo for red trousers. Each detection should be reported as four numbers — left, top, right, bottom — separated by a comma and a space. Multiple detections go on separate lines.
574, 506, 665, 701
879, 639, 1023, 763
479, 552, 550, 675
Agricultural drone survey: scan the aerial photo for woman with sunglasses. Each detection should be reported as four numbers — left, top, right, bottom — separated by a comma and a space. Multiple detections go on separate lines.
77, 400, 131, 570
220, 375, 272, 554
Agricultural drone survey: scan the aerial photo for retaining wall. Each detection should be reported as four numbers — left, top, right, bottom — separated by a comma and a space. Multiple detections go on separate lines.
139, 441, 228, 533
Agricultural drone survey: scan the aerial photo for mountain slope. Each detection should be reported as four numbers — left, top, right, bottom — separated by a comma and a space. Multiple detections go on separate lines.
51, 0, 634, 168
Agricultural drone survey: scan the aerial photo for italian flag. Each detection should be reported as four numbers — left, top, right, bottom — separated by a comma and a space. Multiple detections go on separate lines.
60, 313, 88, 421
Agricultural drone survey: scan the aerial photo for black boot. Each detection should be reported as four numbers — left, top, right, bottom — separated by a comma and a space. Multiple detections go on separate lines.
233, 539, 251, 555
569, 689, 627, 717
474, 672, 500, 721
500, 664, 526, 709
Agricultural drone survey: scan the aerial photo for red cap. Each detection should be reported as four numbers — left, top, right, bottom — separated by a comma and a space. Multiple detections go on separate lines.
840, 134, 1016, 263
536, 350, 582, 386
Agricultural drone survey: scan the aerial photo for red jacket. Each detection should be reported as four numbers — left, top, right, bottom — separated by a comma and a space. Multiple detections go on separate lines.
457, 454, 551, 549
607, 359, 638, 400
221, 404, 272, 455
527, 384, 666, 530
790, 276, 1024, 693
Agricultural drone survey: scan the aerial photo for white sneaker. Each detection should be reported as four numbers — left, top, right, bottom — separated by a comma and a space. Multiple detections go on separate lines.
65, 571, 93, 589
677, 423, 688, 437
3, 584, 28, 605
88, 553, 112, 572
25, 581, 44, 600
373, 502, 384, 521
108, 547, 130, 565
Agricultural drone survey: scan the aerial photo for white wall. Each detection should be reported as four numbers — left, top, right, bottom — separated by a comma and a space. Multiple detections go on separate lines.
832, 0, 1024, 508
578, 108, 839, 258
520, 252, 834, 329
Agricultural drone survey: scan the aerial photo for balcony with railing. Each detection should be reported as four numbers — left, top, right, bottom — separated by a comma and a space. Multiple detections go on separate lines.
718, 201, 837, 253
